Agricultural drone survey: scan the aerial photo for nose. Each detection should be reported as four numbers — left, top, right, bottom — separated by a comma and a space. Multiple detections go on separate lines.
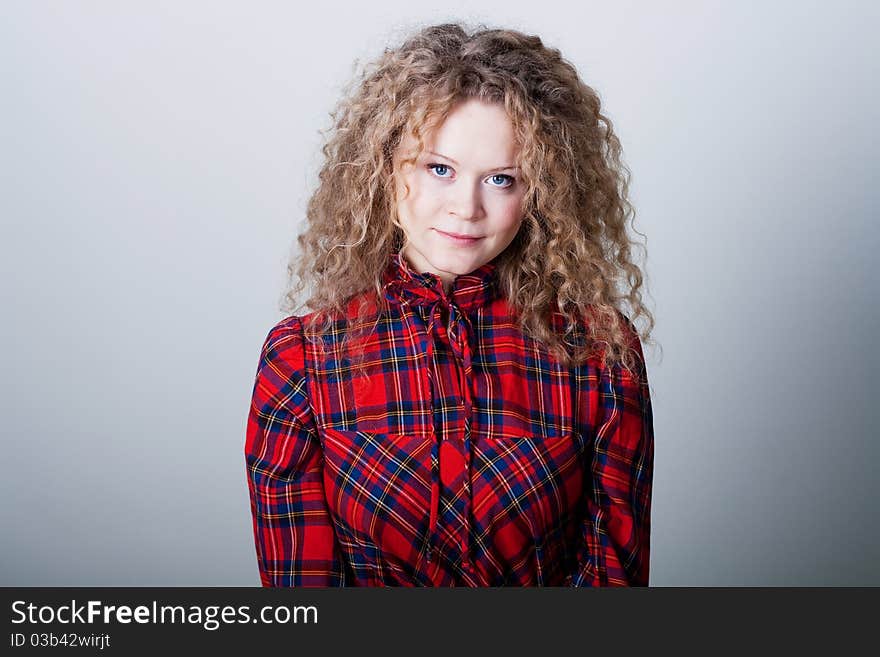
448, 180, 484, 220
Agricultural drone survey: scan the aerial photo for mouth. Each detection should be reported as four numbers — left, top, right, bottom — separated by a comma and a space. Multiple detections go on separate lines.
434, 229, 485, 244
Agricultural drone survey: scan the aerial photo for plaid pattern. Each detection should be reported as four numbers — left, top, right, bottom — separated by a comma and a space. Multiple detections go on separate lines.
245, 251, 654, 586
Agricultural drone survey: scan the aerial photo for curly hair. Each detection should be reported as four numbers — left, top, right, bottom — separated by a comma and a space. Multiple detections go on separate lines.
281, 21, 655, 383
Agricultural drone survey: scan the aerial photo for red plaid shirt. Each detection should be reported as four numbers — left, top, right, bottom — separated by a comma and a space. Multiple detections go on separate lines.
245, 251, 654, 586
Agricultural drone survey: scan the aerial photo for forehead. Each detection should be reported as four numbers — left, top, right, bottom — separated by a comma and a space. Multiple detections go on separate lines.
399, 98, 520, 164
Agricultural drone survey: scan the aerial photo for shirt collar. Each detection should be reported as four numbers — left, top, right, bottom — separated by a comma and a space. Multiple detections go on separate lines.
381, 250, 500, 313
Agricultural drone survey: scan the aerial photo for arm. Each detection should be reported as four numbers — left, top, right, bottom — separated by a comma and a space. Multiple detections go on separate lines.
567, 332, 654, 586
244, 317, 344, 586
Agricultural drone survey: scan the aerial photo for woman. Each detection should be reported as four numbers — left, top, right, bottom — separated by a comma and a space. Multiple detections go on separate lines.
245, 22, 655, 586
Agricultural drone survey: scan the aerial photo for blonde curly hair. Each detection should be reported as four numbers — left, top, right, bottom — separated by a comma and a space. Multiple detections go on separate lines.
282, 21, 655, 383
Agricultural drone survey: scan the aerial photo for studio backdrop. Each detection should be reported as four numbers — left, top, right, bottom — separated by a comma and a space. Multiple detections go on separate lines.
1, 0, 877, 586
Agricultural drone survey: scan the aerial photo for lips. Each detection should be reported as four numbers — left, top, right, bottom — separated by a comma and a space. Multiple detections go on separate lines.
435, 229, 484, 241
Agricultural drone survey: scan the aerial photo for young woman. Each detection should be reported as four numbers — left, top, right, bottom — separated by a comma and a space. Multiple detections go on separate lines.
245, 22, 655, 586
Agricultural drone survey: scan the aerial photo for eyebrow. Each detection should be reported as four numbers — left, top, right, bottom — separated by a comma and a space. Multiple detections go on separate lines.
426, 150, 519, 171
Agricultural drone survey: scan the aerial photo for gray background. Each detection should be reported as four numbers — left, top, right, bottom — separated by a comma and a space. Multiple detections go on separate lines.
2, 1, 877, 586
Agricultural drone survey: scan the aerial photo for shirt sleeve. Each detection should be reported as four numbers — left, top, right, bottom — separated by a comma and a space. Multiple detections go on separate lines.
567, 329, 654, 587
244, 317, 344, 586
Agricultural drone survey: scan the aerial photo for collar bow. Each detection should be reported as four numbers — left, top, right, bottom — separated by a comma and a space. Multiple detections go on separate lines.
381, 251, 499, 313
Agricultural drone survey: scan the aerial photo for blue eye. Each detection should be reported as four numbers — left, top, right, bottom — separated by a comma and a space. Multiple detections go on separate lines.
489, 174, 514, 188
427, 164, 452, 177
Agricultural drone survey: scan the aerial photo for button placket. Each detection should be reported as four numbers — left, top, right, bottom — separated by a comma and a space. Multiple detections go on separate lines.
380, 251, 499, 583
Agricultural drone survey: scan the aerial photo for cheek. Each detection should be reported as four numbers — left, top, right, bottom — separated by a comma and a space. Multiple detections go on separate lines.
395, 172, 421, 209
396, 181, 426, 228
491, 201, 524, 236
407, 188, 446, 224
501, 219, 523, 242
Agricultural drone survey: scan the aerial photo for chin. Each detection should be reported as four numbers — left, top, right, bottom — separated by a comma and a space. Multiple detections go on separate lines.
430, 253, 481, 275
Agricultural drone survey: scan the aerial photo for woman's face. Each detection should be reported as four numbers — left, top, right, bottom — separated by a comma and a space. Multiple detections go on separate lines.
393, 98, 526, 290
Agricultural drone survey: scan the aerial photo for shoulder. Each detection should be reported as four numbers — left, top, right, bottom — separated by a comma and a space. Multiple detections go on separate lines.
577, 306, 648, 378
261, 315, 305, 355
295, 291, 384, 333
605, 310, 649, 390
548, 304, 642, 346
255, 316, 308, 383
250, 316, 316, 428
614, 310, 644, 355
